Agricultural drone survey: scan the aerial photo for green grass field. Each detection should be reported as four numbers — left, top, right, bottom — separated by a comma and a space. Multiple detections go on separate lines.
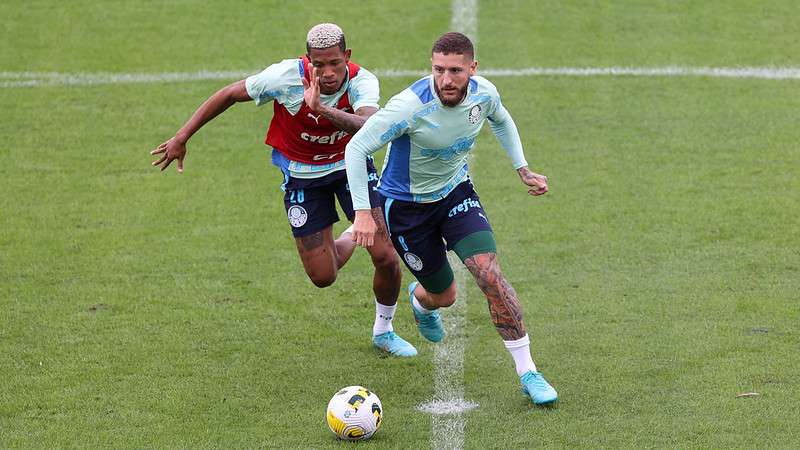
2, 1, 799, 448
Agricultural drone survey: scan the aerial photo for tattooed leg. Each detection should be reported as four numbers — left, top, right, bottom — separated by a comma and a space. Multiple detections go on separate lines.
294, 226, 338, 288
464, 252, 527, 341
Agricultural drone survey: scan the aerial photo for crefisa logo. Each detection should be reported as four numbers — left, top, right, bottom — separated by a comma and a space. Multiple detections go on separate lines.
403, 252, 424, 271
287, 205, 308, 228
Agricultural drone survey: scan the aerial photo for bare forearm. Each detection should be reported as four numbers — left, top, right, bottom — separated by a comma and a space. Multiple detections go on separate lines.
176, 81, 249, 143
318, 105, 372, 134
465, 253, 527, 340
176, 93, 236, 143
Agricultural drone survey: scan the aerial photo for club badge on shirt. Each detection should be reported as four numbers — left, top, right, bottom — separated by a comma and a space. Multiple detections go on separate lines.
468, 105, 481, 124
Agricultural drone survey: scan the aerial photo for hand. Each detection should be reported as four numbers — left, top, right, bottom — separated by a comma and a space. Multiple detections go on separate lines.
351, 210, 377, 247
150, 136, 187, 172
518, 167, 548, 196
302, 67, 321, 112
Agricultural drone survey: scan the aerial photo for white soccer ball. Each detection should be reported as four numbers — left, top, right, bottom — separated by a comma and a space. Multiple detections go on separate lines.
325, 385, 383, 441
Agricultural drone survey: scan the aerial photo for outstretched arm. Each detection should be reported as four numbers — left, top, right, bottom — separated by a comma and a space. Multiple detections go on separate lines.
151, 80, 252, 172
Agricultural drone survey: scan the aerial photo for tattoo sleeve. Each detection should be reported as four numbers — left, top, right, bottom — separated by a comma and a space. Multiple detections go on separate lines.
464, 253, 527, 341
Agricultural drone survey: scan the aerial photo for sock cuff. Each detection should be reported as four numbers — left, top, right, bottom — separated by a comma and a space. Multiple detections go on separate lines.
503, 334, 530, 350
411, 296, 434, 314
375, 300, 397, 310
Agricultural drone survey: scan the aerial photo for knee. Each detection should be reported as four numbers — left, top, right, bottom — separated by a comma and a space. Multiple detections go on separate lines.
308, 272, 337, 288
429, 285, 457, 308
370, 246, 401, 272
436, 292, 456, 308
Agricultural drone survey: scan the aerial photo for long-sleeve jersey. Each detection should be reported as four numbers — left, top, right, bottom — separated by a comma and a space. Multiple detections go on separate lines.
345, 75, 527, 210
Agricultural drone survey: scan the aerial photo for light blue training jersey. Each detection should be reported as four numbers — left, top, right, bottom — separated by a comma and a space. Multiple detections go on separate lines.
245, 58, 380, 178
345, 75, 528, 210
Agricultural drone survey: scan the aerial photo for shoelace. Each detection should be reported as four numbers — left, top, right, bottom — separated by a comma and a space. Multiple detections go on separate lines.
523, 373, 547, 389
418, 311, 439, 326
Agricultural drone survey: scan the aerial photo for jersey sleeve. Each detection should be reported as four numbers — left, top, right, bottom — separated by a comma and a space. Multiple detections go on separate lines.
347, 67, 380, 111
346, 91, 416, 210
245, 59, 303, 107
485, 81, 528, 169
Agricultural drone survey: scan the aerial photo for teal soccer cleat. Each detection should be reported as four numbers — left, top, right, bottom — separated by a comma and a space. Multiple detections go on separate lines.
520, 370, 558, 405
408, 281, 444, 343
372, 331, 417, 357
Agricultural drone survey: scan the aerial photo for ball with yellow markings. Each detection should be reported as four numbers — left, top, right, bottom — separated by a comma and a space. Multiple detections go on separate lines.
325, 385, 383, 441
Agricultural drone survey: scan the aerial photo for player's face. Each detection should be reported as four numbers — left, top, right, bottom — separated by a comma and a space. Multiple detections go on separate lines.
431, 52, 477, 107
307, 47, 352, 95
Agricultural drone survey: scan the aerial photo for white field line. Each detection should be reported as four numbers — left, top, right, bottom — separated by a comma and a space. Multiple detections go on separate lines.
451, 0, 478, 47
414, 5, 482, 450
416, 253, 479, 450
3, 66, 800, 89
415, 4, 481, 450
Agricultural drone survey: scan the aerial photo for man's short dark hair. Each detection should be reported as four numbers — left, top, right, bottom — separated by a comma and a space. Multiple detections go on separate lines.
431, 32, 474, 59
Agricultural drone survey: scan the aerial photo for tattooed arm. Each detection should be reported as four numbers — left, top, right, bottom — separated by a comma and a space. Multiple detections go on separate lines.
464, 253, 527, 341
317, 105, 377, 134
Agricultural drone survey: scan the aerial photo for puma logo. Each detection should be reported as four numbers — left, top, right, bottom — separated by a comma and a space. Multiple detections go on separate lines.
307, 112, 322, 124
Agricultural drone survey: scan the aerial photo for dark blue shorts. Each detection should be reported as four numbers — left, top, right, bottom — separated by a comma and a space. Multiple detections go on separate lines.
282, 159, 380, 238
382, 180, 493, 279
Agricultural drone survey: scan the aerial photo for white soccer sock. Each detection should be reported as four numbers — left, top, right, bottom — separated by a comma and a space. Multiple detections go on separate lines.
411, 295, 435, 315
373, 300, 396, 336
504, 334, 537, 376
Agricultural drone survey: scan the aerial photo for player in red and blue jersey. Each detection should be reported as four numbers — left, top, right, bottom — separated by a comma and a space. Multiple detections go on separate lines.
151, 24, 416, 357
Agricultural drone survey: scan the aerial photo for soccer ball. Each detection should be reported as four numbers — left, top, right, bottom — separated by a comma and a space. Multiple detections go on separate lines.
325, 385, 383, 441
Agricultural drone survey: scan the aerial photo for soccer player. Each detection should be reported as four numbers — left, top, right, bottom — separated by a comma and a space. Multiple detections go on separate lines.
345, 32, 558, 404
151, 23, 416, 357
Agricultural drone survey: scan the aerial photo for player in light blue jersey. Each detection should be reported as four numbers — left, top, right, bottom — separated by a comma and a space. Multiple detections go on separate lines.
151, 24, 415, 358
345, 32, 557, 405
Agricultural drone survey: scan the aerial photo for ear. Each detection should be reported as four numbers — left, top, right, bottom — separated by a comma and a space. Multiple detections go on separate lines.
344, 49, 352, 62
470, 60, 478, 76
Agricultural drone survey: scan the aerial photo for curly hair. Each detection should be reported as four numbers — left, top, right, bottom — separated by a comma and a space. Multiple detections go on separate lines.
306, 23, 346, 52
